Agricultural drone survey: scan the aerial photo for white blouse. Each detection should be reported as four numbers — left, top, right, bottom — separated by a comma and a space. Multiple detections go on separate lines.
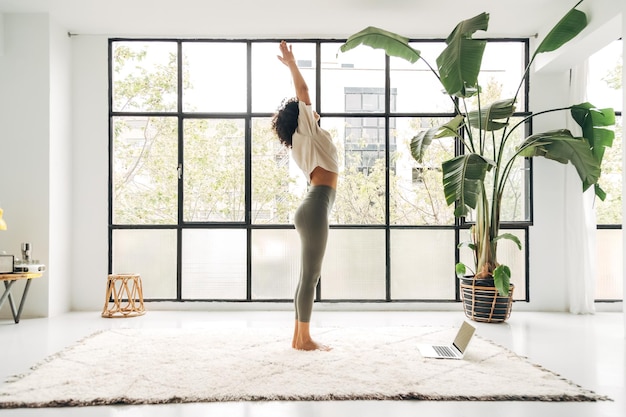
291, 101, 339, 180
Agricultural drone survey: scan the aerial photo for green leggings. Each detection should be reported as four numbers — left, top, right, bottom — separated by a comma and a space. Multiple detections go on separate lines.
293, 185, 336, 323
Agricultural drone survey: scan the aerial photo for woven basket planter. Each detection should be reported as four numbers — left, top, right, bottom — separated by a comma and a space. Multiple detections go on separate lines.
460, 280, 514, 323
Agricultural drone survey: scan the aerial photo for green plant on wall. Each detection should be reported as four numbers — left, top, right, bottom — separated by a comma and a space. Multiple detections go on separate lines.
339, 0, 615, 296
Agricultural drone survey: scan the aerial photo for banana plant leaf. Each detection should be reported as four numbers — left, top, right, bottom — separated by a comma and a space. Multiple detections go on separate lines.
493, 265, 511, 296
467, 98, 516, 131
493, 233, 522, 250
442, 153, 495, 217
569, 103, 614, 194
410, 115, 465, 162
339, 26, 421, 63
533, 1, 587, 57
518, 129, 602, 196
570, 103, 616, 161
436, 12, 489, 98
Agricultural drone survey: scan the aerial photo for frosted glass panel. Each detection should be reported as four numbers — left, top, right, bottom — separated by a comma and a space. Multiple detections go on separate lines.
321, 229, 386, 300
251, 229, 301, 299
459, 229, 527, 300
596, 229, 623, 300
390, 229, 456, 299
182, 229, 247, 299
112, 229, 177, 299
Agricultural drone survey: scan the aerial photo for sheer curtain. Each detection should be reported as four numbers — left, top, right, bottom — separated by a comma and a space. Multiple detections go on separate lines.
565, 61, 597, 314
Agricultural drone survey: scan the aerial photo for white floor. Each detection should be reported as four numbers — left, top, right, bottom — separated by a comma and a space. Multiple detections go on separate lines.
0, 309, 624, 417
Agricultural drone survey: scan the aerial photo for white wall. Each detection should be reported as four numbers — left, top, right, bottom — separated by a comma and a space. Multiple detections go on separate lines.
0, 13, 73, 319
0, 14, 50, 319
70, 35, 108, 311
0, 13, 4, 57
526, 71, 571, 312
48, 18, 73, 316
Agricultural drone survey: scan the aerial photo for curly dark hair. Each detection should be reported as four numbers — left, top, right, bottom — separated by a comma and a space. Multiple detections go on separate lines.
271, 97, 299, 148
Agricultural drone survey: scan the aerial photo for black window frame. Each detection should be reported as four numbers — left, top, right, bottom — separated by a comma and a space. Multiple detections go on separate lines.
108, 37, 533, 304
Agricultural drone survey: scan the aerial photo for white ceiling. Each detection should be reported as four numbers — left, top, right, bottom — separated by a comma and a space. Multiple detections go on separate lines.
0, 0, 596, 39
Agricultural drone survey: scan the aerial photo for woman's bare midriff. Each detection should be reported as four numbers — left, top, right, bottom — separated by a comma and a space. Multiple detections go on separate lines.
310, 166, 338, 189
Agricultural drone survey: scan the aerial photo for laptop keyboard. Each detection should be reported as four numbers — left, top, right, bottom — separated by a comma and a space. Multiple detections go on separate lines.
433, 345, 457, 358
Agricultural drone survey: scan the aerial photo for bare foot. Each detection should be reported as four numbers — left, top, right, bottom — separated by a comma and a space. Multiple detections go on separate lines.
292, 320, 331, 351
294, 339, 332, 351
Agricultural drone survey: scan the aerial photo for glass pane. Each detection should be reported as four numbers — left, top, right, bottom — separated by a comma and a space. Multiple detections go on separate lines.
183, 119, 245, 222
112, 229, 177, 299
321, 229, 386, 300
589, 39, 622, 301
596, 116, 622, 224
252, 42, 317, 112
474, 41, 527, 111
595, 228, 623, 300
390, 116, 455, 225
321, 117, 386, 225
588, 39, 622, 113
251, 229, 301, 299
183, 42, 247, 112
500, 155, 530, 222
251, 118, 306, 224
391, 42, 453, 113
459, 228, 527, 301
112, 41, 177, 112
390, 229, 456, 299
321, 43, 385, 113
181, 229, 247, 299
495, 118, 530, 222
464, 118, 531, 223
112, 116, 178, 225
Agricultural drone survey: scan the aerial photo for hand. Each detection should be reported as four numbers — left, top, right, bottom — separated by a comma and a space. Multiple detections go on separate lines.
277, 40, 296, 66
277, 40, 310, 104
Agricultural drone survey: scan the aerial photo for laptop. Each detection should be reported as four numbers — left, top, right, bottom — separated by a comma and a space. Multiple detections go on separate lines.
417, 321, 476, 359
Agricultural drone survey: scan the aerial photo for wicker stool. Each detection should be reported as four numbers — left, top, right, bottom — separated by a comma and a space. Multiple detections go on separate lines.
102, 273, 145, 318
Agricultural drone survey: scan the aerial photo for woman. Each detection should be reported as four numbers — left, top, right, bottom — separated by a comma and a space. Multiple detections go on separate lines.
272, 41, 339, 351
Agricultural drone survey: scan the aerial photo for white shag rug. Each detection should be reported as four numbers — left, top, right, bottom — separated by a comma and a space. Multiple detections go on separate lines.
0, 326, 608, 408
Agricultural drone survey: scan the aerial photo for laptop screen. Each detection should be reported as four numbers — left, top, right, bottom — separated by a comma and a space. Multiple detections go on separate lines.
452, 321, 476, 353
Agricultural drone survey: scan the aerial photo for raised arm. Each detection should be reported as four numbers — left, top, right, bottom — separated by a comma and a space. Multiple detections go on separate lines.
277, 41, 311, 105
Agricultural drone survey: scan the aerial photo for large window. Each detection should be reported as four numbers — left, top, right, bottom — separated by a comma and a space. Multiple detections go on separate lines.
109, 39, 531, 302
588, 39, 623, 301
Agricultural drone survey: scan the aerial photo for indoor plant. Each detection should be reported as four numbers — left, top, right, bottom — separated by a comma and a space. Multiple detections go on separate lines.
339, 0, 615, 321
